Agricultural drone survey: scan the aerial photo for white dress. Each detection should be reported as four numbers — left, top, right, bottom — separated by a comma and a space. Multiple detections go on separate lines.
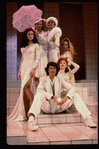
36, 31, 48, 77
7, 44, 40, 121
61, 51, 72, 59
58, 61, 80, 86
47, 27, 62, 63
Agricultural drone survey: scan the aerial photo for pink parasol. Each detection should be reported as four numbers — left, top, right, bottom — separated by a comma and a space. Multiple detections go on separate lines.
12, 5, 43, 32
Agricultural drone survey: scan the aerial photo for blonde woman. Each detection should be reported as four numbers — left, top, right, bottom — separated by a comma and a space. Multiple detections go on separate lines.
58, 38, 76, 61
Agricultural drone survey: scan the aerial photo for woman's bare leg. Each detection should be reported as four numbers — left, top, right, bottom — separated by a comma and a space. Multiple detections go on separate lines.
24, 78, 34, 103
23, 78, 34, 118
23, 90, 30, 119
33, 77, 39, 91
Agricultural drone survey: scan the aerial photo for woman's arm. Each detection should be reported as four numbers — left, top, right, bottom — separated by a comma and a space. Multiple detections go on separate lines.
18, 55, 23, 80
67, 58, 80, 75
33, 29, 47, 45
33, 44, 40, 69
30, 44, 40, 78
36, 32, 47, 45
50, 32, 60, 47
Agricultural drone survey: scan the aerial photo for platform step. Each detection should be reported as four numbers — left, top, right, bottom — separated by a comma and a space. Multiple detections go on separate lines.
85, 101, 98, 113
7, 121, 27, 145
7, 114, 98, 145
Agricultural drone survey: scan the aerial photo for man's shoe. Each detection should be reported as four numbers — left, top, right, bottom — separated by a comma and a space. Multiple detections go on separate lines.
28, 116, 39, 131
85, 116, 97, 128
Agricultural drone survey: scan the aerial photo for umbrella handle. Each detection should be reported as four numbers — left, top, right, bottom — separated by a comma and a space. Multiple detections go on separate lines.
25, 14, 32, 28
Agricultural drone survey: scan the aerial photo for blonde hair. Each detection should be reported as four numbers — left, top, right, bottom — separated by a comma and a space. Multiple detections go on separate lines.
60, 38, 76, 60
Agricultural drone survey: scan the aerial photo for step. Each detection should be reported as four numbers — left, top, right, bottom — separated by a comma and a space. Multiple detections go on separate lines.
7, 87, 89, 106
85, 101, 98, 113
7, 112, 98, 145
7, 109, 84, 124
7, 121, 27, 145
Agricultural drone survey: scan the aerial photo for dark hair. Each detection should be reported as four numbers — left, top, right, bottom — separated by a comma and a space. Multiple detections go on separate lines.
21, 28, 38, 47
57, 57, 69, 73
45, 62, 59, 76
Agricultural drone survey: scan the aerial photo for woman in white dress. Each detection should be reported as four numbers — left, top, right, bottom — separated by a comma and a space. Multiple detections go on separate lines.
7, 28, 40, 121
58, 38, 76, 61
33, 18, 48, 79
57, 57, 80, 86
46, 17, 62, 63
57, 57, 80, 113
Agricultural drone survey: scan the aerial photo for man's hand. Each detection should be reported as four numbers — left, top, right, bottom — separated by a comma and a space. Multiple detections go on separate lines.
52, 95, 69, 106
57, 96, 69, 106
51, 95, 59, 105
50, 36, 56, 42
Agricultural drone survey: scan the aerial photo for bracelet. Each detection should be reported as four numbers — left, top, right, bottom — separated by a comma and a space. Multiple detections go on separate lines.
57, 98, 62, 102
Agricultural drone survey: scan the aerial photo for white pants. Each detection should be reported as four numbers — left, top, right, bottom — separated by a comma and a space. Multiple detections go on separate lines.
28, 92, 91, 120
48, 49, 59, 63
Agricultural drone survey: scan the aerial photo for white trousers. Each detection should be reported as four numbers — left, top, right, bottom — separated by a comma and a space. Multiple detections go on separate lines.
28, 92, 91, 120
48, 49, 59, 63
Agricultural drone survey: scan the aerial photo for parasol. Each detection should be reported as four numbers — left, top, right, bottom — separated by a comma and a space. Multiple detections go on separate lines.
12, 5, 43, 32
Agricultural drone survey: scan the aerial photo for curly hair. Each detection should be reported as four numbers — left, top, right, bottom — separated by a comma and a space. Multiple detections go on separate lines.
45, 62, 59, 76
60, 38, 76, 60
21, 28, 38, 47
57, 57, 69, 73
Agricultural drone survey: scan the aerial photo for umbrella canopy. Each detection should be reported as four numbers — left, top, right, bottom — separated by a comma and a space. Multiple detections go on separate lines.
12, 5, 43, 32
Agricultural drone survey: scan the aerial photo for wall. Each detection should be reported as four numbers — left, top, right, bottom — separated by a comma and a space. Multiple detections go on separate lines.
6, 2, 98, 88
6, 2, 21, 88
83, 2, 98, 80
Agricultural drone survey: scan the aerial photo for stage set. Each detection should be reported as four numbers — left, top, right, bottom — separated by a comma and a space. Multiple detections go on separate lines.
6, 2, 98, 145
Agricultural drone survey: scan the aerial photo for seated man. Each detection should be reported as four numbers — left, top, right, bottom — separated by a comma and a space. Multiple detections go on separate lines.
27, 62, 97, 131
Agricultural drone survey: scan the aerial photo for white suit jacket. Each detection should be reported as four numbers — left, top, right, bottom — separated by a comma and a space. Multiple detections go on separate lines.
36, 76, 77, 100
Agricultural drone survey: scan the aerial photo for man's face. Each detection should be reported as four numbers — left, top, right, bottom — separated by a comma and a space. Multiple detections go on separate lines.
48, 66, 57, 77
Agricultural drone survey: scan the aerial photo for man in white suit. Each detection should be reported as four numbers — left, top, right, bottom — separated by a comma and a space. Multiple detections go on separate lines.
28, 62, 97, 131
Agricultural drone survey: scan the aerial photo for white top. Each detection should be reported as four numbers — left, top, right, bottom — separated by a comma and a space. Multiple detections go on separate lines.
61, 51, 72, 59
58, 61, 80, 86
21, 43, 40, 78
36, 31, 48, 77
36, 31, 47, 48
47, 27, 62, 50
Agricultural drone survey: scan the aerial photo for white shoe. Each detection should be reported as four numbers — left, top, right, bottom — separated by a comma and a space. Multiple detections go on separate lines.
28, 116, 39, 131
85, 116, 97, 128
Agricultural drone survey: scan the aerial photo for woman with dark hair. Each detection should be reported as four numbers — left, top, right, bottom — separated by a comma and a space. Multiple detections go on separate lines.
57, 57, 80, 86
7, 28, 40, 121
58, 38, 76, 61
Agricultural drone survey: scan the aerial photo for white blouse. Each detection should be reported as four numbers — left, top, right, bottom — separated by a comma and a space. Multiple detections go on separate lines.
58, 61, 80, 86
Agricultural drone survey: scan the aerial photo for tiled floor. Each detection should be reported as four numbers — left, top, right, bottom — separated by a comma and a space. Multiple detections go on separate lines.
7, 81, 98, 145
7, 112, 98, 145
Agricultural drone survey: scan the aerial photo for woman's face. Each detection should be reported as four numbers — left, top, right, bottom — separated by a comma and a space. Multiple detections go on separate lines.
48, 20, 55, 29
27, 30, 34, 41
59, 60, 67, 70
35, 21, 43, 30
62, 41, 69, 51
